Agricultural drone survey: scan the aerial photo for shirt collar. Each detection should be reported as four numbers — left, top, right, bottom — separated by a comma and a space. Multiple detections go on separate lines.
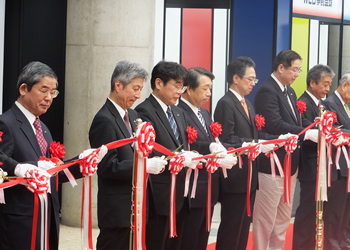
180, 97, 199, 114
229, 88, 244, 102
15, 101, 37, 132
152, 93, 169, 115
271, 73, 285, 92
108, 97, 126, 118
334, 90, 346, 106
305, 90, 320, 106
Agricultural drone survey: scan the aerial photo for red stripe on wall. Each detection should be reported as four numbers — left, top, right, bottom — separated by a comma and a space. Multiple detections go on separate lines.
181, 8, 212, 112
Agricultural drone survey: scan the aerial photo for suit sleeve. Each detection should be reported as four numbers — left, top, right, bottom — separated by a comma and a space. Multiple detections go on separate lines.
89, 114, 133, 181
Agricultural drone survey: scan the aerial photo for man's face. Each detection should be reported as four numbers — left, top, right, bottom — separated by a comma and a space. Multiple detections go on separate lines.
116, 77, 144, 110
280, 59, 301, 86
341, 82, 350, 103
19, 76, 57, 117
234, 66, 256, 97
156, 78, 184, 106
309, 75, 332, 100
187, 75, 212, 108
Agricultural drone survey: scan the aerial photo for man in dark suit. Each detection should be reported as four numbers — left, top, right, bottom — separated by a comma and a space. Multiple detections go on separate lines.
324, 72, 350, 250
214, 57, 278, 250
135, 61, 201, 250
292, 64, 334, 250
253, 50, 318, 250
89, 61, 167, 250
0, 62, 86, 250
177, 67, 237, 250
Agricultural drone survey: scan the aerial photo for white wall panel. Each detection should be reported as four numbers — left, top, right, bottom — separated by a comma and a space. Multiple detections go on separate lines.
164, 8, 181, 63
309, 19, 319, 69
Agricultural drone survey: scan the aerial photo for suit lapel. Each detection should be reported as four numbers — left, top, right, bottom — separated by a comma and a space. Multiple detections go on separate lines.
149, 95, 179, 146
288, 87, 301, 126
334, 95, 350, 126
304, 92, 319, 117
228, 91, 251, 124
12, 105, 43, 158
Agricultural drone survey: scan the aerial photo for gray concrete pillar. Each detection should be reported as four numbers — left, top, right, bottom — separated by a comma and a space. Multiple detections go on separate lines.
61, 0, 156, 227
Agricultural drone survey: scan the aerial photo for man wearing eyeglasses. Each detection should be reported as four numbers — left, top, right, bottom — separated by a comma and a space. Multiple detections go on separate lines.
253, 50, 318, 250
0, 61, 85, 250
135, 61, 202, 250
213, 57, 278, 250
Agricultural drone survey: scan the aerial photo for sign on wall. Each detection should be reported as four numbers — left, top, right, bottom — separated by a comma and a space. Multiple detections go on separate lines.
293, 0, 342, 20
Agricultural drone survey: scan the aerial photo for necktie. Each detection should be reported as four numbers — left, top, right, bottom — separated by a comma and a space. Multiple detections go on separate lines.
33, 118, 48, 156
240, 99, 250, 119
318, 101, 321, 107
283, 87, 288, 98
166, 107, 181, 145
124, 111, 133, 136
197, 108, 208, 135
345, 104, 350, 118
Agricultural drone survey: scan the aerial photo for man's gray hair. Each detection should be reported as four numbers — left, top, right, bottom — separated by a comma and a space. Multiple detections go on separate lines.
306, 64, 334, 87
110, 60, 148, 91
339, 71, 350, 85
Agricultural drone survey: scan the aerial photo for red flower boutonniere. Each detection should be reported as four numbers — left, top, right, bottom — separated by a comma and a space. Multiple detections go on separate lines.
187, 126, 197, 145
255, 114, 265, 131
296, 100, 307, 114
210, 122, 222, 139
50, 141, 66, 161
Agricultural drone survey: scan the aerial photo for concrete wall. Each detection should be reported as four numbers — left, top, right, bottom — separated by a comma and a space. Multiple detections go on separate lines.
61, 0, 156, 227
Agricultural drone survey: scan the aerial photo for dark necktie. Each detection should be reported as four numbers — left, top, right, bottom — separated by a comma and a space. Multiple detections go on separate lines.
197, 108, 208, 135
283, 87, 288, 98
124, 111, 133, 136
33, 118, 47, 156
166, 107, 181, 145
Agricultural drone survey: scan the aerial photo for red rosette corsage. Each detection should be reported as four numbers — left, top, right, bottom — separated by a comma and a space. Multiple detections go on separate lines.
135, 122, 155, 158
210, 122, 222, 138
50, 141, 66, 159
247, 144, 261, 161
255, 114, 265, 131
0, 131, 3, 142
187, 126, 198, 145
296, 100, 307, 114
25, 169, 50, 194
80, 150, 100, 176
284, 136, 298, 153
169, 155, 185, 175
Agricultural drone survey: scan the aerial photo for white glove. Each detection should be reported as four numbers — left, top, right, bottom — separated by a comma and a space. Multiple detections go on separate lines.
333, 136, 348, 147
277, 133, 291, 147
241, 141, 254, 155
209, 142, 227, 158
182, 151, 201, 169
79, 145, 108, 163
14, 163, 50, 178
146, 157, 167, 174
260, 143, 275, 154
304, 129, 319, 143
37, 160, 56, 171
219, 154, 237, 169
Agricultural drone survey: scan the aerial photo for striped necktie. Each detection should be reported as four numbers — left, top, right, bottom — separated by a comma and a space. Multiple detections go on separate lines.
33, 118, 48, 156
166, 107, 181, 145
198, 108, 208, 135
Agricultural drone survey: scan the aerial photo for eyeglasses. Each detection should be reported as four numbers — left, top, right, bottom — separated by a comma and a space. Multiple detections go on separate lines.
243, 77, 259, 84
172, 84, 187, 93
38, 88, 59, 98
289, 68, 303, 75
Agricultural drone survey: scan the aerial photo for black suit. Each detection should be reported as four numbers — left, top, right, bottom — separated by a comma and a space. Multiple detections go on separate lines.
135, 94, 188, 250
0, 104, 81, 250
89, 99, 138, 250
213, 90, 276, 250
293, 91, 322, 250
323, 93, 350, 250
177, 98, 219, 250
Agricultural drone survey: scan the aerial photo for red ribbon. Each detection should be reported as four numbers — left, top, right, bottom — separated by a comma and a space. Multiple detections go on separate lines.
246, 144, 261, 216
168, 155, 185, 237
206, 158, 219, 231
283, 137, 298, 204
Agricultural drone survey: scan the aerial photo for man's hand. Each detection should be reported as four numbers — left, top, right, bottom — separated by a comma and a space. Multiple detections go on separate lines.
146, 157, 167, 174
14, 163, 50, 178
219, 154, 237, 169
209, 142, 227, 158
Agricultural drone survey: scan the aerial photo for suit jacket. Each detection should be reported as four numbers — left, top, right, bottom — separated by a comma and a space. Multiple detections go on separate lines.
89, 99, 139, 228
324, 93, 350, 178
177, 99, 219, 207
135, 94, 188, 216
0, 104, 82, 249
254, 76, 311, 175
298, 91, 322, 182
214, 90, 276, 194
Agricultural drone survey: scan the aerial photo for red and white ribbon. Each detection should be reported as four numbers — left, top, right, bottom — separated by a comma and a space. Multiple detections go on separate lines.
206, 158, 219, 231
133, 122, 155, 250
24, 169, 50, 250
168, 155, 185, 238
246, 144, 261, 216
283, 137, 298, 204
266, 147, 284, 179
80, 149, 100, 250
